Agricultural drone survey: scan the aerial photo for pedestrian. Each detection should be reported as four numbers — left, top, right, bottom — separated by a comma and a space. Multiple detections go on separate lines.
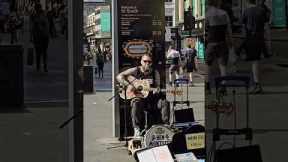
58, 4, 67, 37
259, 0, 272, 58
7, 10, 19, 44
103, 45, 111, 63
31, 3, 50, 72
241, 0, 268, 93
182, 39, 198, 86
96, 46, 104, 79
47, 6, 57, 38
205, 0, 233, 94
167, 44, 181, 86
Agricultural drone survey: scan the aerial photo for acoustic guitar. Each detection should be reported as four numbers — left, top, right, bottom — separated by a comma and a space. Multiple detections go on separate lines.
119, 79, 157, 100
118, 77, 183, 100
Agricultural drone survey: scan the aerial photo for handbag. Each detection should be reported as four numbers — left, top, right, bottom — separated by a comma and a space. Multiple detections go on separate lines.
27, 47, 34, 65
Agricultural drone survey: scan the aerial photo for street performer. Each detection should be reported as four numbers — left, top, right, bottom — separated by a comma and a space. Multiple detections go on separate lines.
116, 54, 162, 137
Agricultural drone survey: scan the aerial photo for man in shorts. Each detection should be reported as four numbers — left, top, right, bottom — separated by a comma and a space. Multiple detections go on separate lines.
205, 0, 233, 94
242, 0, 267, 93
167, 44, 181, 86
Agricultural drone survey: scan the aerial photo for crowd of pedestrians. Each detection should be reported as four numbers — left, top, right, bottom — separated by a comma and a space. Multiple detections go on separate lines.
205, 0, 272, 94
83, 41, 112, 79
1, 1, 67, 73
166, 38, 199, 87
165, 0, 272, 93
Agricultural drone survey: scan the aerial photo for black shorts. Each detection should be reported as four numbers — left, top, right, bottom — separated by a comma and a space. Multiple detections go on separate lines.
244, 37, 265, 61
186, 63, 194, 72
205, 42, 229, 66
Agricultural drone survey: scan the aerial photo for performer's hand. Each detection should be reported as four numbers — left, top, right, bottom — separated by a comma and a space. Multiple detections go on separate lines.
153, 87, 160, 94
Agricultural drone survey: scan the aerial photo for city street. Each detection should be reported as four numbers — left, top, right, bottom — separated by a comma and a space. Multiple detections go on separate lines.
23, 35, 69, 105
84, 66, 205, 162
0, 31, 69, 161
206, 29, 288, 162
85, 29, 288, 162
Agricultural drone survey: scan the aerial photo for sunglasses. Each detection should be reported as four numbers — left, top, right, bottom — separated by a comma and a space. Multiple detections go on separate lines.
143, 60, 152, 63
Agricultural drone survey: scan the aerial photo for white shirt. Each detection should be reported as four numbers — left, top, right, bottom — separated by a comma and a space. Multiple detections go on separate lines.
167, 49, 180, 59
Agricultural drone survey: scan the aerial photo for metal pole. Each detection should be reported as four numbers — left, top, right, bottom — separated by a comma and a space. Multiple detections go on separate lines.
112, 0, 120, 138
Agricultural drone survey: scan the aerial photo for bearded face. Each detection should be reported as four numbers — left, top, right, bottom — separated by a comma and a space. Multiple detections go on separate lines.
141, 55, 152, 73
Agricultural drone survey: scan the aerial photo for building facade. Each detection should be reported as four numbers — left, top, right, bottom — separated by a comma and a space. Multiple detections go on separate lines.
165, 0, 205, 59
230, 0, 287, 28
94, 5, 111, 39
84, 4, 111, 48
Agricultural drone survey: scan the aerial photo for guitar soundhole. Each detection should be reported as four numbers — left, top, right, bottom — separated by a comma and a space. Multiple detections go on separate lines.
137, 86, 143, 91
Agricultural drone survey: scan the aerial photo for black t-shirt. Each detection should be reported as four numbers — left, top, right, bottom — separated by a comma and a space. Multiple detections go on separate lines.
242, 6, 267, 38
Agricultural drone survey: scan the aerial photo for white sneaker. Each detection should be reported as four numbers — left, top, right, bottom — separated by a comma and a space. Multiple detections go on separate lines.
134, 128, 141, 137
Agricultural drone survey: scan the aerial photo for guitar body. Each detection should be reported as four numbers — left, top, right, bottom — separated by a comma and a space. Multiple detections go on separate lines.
119, 79, 151, 100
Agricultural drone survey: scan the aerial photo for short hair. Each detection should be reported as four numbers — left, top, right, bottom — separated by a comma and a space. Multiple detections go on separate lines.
141, 54, 152, 60
249, 0, 256, 4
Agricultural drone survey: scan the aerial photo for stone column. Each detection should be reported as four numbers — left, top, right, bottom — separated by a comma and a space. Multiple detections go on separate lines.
178, 0, 184, 23
174, 0, 179, 26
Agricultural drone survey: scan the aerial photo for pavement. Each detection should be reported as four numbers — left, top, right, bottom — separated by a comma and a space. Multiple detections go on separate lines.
0, 106, 69, 162
94, 62, 113, 91
0, 31, 69, 162
23, 35, 69, 104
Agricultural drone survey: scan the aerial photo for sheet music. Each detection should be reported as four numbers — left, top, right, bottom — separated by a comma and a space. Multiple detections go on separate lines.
137, 145, 174, 162
152, 145, 174, 162
137, 149, 157, 162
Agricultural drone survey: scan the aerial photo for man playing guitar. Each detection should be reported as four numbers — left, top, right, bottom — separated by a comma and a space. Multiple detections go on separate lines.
116, 54, 161, 137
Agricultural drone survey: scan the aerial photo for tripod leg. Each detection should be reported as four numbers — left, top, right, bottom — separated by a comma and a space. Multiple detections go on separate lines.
144, 111, 148, 130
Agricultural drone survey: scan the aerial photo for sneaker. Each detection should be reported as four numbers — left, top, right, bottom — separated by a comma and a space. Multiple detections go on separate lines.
250, 84, 263, 94
133, 128, 141, 137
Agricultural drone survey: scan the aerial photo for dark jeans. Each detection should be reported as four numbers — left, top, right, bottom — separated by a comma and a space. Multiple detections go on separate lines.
130, 98, 145, 130
34, 38, 49, 70
97, 62, 104, 78
130, 94, 165, 130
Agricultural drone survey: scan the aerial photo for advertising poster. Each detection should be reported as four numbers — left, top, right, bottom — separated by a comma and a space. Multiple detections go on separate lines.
117, 0, 165, 136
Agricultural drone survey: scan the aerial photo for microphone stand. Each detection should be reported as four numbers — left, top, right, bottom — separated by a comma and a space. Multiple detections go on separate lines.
59, 110, 83, 129
59, 91, 84, 129
107, 78, 137, 150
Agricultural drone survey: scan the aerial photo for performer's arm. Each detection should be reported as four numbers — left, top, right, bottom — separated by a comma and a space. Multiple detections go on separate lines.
116, 67, 138, 86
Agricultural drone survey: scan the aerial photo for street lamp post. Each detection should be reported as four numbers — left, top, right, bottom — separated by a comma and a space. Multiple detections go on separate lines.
184, 6, 195, 37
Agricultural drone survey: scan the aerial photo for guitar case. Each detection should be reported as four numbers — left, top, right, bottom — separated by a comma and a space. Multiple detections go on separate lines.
169, 124, 205, 159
